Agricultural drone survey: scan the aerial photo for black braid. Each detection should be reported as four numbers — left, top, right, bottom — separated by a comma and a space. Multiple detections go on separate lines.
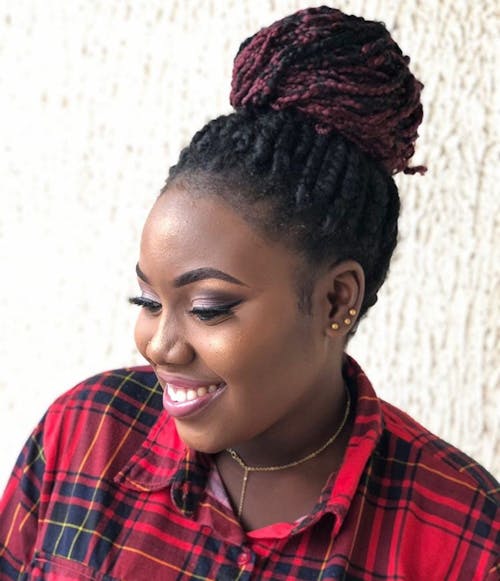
165, 108, 400, 327
159, 6, 426, 329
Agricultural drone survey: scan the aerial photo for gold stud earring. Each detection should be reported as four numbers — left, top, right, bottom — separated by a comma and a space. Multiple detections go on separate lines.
349, 308, 357, 316
331, 322, 339, 330
344, 318, 351, 325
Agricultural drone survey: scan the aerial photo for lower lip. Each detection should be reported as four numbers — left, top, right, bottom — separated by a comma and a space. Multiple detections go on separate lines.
162, 384, 227, 419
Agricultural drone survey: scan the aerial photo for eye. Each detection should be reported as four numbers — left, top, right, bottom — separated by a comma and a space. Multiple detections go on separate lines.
189, 300, 242, 322
128, 296, 162, 313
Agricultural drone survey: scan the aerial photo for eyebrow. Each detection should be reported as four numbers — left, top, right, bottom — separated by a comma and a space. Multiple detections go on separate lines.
135, 263, 246, 287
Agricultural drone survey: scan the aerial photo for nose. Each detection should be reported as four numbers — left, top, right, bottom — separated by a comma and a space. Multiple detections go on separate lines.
146, 315, 195, 367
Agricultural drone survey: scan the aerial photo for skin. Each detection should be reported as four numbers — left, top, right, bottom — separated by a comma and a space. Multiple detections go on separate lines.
134, 184, 365, 528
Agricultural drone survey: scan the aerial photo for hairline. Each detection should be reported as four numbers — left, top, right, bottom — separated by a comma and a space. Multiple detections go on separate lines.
162, 170, 319, 315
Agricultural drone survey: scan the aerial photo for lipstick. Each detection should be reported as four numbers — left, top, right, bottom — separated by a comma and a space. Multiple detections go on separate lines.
155, 370, 227, 419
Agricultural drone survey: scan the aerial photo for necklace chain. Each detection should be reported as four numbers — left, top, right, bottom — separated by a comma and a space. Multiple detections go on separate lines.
226, 384, 351, 518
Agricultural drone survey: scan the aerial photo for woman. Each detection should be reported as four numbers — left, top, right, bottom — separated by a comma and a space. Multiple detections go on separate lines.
0, 6, 498, 580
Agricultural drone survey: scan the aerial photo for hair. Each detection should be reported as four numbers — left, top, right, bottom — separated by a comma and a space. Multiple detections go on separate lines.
164, 6, 425, 327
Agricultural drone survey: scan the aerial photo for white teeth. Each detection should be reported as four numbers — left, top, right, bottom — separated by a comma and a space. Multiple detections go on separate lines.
166, 382, 221, 403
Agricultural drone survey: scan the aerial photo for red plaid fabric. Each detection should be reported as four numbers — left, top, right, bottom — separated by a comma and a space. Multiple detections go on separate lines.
1, 356, 498, 580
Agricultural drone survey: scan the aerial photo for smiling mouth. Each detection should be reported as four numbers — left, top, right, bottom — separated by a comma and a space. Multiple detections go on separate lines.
162, 381, 227, 419
166, 382, 224, 403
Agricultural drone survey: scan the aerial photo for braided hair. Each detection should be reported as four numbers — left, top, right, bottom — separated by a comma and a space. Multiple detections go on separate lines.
165, 6, 425, 325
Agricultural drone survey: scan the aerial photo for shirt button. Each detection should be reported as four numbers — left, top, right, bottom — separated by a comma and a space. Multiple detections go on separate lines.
237, 550, 251, 566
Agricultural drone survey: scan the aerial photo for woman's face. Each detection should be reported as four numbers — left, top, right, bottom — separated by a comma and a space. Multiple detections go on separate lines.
134, 185, 339, 454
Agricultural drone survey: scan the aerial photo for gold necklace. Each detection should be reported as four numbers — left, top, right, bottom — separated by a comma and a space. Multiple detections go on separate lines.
226, 385, 351, 518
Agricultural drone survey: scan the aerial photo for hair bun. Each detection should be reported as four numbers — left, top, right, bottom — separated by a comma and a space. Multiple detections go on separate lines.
230, 6, 426, 175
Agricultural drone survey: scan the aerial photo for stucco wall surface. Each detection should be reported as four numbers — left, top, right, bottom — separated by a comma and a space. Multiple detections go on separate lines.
0, 0, 498, 491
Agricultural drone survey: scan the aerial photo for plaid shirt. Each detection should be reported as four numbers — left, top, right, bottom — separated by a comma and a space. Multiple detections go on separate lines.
1, 356, 498, 580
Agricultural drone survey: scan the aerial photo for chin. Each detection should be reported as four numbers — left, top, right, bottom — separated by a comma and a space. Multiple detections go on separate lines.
175, 423, 229, 455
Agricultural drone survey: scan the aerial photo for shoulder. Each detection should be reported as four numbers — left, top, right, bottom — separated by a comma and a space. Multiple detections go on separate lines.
378, 399, 499, 498
362, 400, 499, 577
38, 366, 164, 470
48, 365, 162, 420
0, 367, 165, 572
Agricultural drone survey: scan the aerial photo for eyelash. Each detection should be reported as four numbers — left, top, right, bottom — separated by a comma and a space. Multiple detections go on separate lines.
128, 297, 241, 321
190, 302, 241, 321
128, 296, 161, 312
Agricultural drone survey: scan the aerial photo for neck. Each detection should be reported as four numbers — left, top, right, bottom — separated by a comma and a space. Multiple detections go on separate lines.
222, 369, 349, 468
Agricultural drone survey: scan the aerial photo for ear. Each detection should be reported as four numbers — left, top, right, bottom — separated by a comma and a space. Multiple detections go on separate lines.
324, 260, 365, 337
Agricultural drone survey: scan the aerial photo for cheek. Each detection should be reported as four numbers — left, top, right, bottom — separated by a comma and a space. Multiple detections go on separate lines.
196, 331, 243, 375
134, 312, 152, 359
255, 317, 320, 389
205, 313, 309, 384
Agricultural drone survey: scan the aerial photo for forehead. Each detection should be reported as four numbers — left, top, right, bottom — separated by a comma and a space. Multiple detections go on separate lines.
140, 186, 301, 287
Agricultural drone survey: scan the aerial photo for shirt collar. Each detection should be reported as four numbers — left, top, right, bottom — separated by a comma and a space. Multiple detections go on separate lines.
114, 410, 210, 515
291, 354, 384, 535
115, 354, 383, 526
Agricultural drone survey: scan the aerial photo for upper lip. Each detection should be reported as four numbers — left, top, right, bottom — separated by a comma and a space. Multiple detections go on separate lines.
155, 369, 223, 389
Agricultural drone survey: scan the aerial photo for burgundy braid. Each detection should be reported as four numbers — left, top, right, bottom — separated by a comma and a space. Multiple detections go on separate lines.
231, 6, 426, 175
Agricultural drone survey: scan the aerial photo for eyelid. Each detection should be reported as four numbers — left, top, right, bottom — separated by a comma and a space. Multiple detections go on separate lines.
129, 284, 162, 312
137, 283, 161, 302
128, 296, 162, 313
189, 299, 243, 322
190, 298, 242, 310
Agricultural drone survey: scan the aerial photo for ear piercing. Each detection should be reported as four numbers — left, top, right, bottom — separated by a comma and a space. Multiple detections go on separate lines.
331, 308, 357, 330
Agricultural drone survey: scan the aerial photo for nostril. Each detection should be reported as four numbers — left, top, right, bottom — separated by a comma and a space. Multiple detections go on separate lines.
146, 334, 195, 367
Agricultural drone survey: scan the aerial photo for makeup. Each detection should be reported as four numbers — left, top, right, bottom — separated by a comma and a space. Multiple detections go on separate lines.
156, 371, 227, 419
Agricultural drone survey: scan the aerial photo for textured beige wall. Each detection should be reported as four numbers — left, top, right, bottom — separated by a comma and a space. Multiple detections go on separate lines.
0, 0, 498, 490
